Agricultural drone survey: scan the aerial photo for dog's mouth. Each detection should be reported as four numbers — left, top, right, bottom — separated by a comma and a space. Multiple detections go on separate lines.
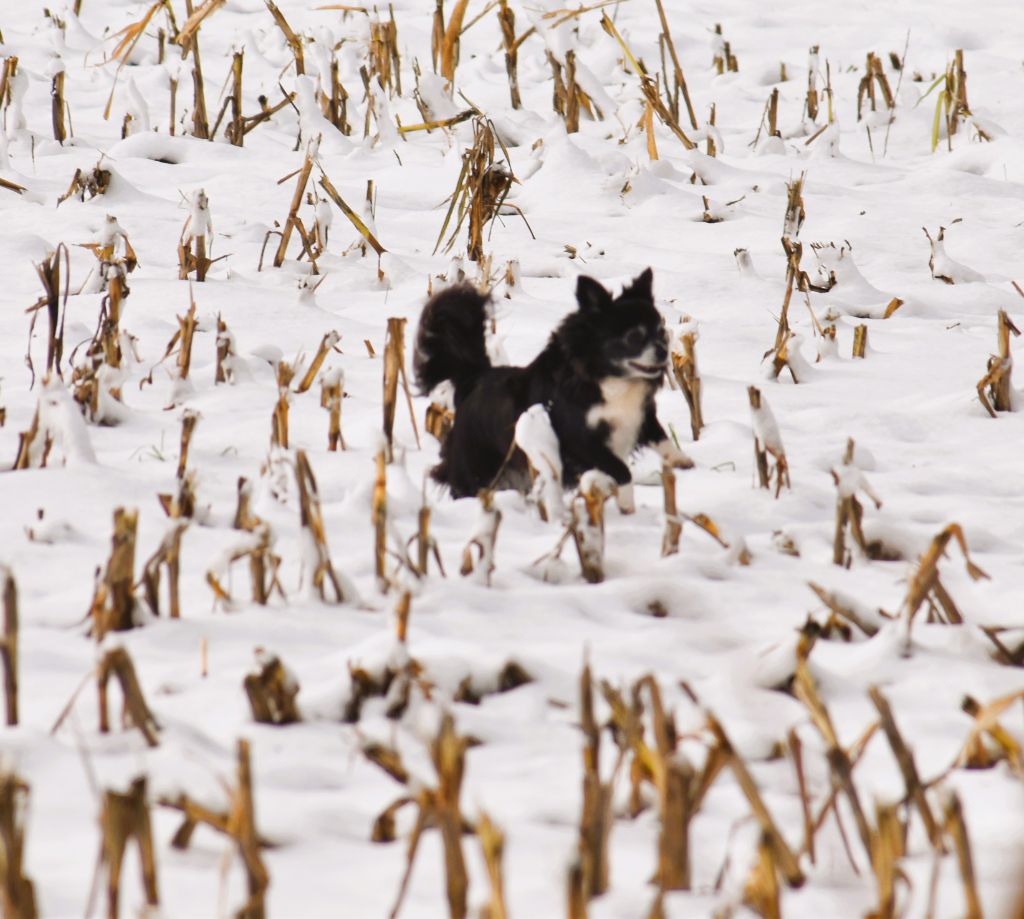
626, 359, 665, 378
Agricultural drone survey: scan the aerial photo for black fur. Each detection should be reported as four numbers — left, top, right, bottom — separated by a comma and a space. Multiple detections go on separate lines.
414, 269, 678, 498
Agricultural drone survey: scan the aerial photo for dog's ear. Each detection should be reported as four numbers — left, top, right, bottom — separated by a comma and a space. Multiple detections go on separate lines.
576, 275, 612, 312
622, 267, 654, 301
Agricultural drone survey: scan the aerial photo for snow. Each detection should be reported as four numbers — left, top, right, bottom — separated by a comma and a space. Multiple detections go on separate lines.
1, 0, 1024, 917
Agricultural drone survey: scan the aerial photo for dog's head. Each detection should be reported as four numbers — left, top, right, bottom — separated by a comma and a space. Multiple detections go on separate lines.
563, 268, 668, 381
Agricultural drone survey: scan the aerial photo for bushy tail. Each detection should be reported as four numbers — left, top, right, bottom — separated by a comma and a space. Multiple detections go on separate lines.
413, 283, 492, 405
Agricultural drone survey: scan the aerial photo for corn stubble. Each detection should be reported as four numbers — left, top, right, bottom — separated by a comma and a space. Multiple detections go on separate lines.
97, 776, 160, 919
671, 328, 704, 441
160, 740, 270, 918
0, 769, 37, 919
0, 572, 19, 726
370, 712, 475, 919
977, 309, 1020, 417
436, 117, 529, 264
244, 649, 301, 725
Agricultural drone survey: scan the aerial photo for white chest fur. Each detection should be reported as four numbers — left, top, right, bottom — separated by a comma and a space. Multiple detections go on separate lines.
586, 377, 649, 459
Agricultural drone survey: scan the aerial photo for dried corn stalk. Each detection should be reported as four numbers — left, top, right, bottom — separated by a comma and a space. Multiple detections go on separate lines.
89, 508, 139, 638
25, 244, 70, 383
295, 330, 340, 394
791, 658, 874, 865
99, 777, 160, 918
744, 831, 781, 919
261, 0, 301, 74
101, 1, 178, 121
0, 572, 18, 726
623, 676, 726, 892
857, 52, 895, 121
748, 387, 790, 497
924, 226, 956, 284
928, 50, 988, 152
11, 405, 52, 470
435, 117, 528, 264
783, 174, 806, 240
661, 466, 682, 557
868, 802, 905, 919
372, 447, 388, 588
244, 649, 300, 725
368, 9, 401, 97
225, 50, 244, 145
439, 0, 471, 88
378, 712, 473, 919
215, 314, 239, 384
382, 317, 420, 453
179, 188, 212, 281
703, 706, 805, 887
497, 1, 521, 109
670, 327, 703, 440
574, 475, 616, 583
832, 438, 882, 566
321, 368, 346, 451
577, 660, 612, 899
601, 14, 694, 151
271, 361, 294, 449
157, 471, 196, 520
138, 521, 187, 619
852, 324, 868, 358
763, 183, 808, 382
977, 310, 1020, 417
711, 23, 738, 74
273, 143, 316, 268
175, 408, 199, 479
461, 490, 502, 586
805, 45, 820, 122
0, 769, 37, 919
943, 792, 983, 919
318, 170, 386, 259
654, 0, 699, 129
71, 217, 137, 417
206, 522, 284, 608
868, 686, 943, 850
409, 492, 445, 579
958, 689, 1024, 774
295, 450, 348, 603
97, 646, 161, 746
139, 294, 198, 405
900, 523, 989, 642
477, 811, 508, 919
159, 738, 269, 916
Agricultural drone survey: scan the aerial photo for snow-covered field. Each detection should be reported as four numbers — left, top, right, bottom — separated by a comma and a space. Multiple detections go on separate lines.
2, 0, 1024, 916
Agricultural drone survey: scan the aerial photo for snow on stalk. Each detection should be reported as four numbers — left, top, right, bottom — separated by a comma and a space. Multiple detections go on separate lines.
244, 648, 301, 725
460, 490, 502, 587
748, 386, 790, 497
831, 438, 883, 566
514, 404, 565, 524
179, 188, 212, 281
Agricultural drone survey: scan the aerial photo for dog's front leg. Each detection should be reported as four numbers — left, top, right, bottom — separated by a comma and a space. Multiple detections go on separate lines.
586, 447, 636, 514
639, 404, 694, 469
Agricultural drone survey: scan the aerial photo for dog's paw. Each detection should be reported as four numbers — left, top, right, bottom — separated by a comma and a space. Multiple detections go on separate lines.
615, 482, 636, 514
657, 441, 694, 469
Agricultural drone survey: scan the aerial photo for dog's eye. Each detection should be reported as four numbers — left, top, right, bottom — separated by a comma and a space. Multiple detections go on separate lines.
623, 328, 645, 350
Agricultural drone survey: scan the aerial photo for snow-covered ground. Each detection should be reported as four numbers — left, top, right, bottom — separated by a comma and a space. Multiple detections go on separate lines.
2, 0, 1024, 916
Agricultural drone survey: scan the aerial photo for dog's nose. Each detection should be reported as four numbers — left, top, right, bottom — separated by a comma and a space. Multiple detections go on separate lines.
655, 341, 668, 362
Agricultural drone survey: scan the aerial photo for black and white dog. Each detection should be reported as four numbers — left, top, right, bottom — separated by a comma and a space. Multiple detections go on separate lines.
413, 268, 691, 504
